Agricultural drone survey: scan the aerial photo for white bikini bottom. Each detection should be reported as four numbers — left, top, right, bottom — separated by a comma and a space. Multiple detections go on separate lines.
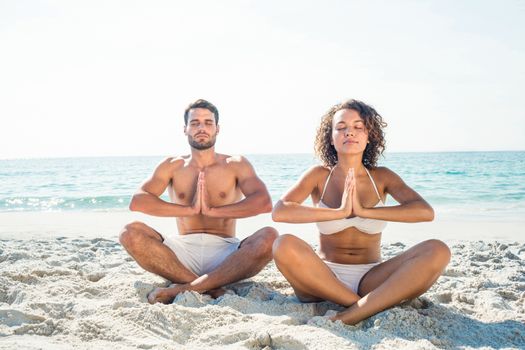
324, 260, 380, 294
163, 233, 240, 276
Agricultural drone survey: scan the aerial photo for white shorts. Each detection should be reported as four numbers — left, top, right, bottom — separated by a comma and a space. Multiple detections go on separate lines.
324, 260, 380, 294
163, 233, 241, 276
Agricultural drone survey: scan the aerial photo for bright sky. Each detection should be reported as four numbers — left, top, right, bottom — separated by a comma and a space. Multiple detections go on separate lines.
1, 0, 524, 159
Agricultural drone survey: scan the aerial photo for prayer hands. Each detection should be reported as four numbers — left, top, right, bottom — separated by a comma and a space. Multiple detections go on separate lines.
339, 168, 355, 217
339, 168, 364, 218
199, 172, 213, 216
191, 172, 215, 216
190, 172, 202, 215
351, 170, 364, 216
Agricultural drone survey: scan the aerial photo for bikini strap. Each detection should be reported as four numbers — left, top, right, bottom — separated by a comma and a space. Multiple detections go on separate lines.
320, 167, 335, 201
365, 168, 382, 201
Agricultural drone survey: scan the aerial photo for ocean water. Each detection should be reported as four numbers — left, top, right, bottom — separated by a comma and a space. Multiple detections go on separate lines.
1, 152, 524, 220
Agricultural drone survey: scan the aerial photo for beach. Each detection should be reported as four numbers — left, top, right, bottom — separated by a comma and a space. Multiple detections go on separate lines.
1, 211, 524, 349
3, 0, 525, 346
1, 153, 524, 348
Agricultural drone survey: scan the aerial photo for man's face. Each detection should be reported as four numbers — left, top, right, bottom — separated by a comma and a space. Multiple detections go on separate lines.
184, 108, 219, 150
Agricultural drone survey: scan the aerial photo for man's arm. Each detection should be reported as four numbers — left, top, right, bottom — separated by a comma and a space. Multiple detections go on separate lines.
129, 157, 198, 217
203, 156, 272, 218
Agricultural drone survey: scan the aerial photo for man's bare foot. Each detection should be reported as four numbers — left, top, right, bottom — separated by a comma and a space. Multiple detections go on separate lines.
147, 284, 186, 304
147, 284, 229, 304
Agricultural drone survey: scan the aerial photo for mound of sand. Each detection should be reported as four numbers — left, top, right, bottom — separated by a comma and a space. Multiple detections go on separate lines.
1, 238, 524, 349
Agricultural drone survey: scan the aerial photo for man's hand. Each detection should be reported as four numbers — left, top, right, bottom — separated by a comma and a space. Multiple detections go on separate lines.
188, 172, 216, 217
200, 172, 215, 217
189, 172, 203, 215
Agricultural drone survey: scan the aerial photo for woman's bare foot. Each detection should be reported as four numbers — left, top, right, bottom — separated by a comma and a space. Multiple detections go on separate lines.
205, 287, 227, 299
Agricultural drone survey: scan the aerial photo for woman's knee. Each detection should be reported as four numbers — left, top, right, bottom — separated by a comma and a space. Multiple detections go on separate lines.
272, 234, 308, 261
423, 239, 451, 268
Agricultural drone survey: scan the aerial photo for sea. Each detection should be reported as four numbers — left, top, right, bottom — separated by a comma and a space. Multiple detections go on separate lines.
1, 152, 524, 221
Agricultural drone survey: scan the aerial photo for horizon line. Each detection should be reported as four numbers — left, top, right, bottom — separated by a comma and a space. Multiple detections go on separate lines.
1, 149, 524, 161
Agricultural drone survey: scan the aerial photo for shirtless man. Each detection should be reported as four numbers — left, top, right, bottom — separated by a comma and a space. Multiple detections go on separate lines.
119, 99, 278, 304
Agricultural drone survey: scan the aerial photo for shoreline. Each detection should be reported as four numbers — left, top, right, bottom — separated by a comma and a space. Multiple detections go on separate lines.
0, 211, 524, 245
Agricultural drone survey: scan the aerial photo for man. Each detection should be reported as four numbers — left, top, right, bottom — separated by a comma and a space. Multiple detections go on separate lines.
119, 99, 278, 304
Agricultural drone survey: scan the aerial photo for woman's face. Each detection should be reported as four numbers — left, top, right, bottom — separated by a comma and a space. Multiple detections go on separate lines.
331, 109, 369, 155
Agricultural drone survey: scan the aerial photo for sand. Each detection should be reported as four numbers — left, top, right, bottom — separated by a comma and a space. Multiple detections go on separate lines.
1, 235, 524, 349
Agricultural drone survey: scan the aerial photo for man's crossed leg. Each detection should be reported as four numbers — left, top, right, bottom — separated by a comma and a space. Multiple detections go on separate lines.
119, 221, 278, 304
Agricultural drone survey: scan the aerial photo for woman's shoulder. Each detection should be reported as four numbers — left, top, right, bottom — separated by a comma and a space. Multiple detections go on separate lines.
298, 165, 331, 198
303, 165, 331, 178
294, 165, 331, 189
370, 166, 393, 175
370, 166, 403, 183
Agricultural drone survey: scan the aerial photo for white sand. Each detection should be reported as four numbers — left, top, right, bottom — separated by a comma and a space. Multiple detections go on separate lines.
1, 231, 524, 349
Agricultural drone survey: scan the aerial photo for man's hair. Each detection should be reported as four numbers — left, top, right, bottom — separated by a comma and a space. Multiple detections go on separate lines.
184, 99, 219, 125
314, 99, 387, 169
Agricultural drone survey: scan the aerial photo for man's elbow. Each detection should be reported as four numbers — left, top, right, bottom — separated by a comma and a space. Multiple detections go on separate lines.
260, 195, 273, 214
129, 194, 142, 212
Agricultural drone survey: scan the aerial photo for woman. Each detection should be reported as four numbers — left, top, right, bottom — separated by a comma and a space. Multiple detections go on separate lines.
272, 99, 450, 325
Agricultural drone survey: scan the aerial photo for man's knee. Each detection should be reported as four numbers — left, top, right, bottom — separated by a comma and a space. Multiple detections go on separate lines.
119, 221, 148, 249
272, 234, 304, 262
252, 226, 279, 257
260, 226, 279, 246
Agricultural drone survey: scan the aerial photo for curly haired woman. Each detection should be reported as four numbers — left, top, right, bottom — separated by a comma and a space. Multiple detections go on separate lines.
272, 99, 451, 325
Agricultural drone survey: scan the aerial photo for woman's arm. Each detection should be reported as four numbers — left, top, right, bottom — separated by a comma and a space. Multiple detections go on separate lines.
352, 167, 434, 223
272, 166, 354, 223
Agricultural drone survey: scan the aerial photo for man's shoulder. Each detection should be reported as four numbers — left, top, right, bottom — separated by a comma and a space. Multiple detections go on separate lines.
218, 154, 255, 174
223, 154, 249, 165
157, 155, 189, 171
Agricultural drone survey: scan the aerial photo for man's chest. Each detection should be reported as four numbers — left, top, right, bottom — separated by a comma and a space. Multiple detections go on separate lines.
169, 168, 240, 204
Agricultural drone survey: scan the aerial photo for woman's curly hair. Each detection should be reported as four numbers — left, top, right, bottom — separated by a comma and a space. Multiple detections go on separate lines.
314, 99, 387, 169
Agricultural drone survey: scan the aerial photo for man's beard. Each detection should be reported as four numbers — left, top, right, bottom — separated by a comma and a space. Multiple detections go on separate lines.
188, 134, 217, 150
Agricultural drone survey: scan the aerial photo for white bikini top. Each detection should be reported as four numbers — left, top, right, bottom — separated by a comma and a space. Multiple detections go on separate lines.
315, 167, 387, 235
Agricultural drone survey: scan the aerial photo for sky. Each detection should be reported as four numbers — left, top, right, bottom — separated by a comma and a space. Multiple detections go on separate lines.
1, 0, 524, 159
